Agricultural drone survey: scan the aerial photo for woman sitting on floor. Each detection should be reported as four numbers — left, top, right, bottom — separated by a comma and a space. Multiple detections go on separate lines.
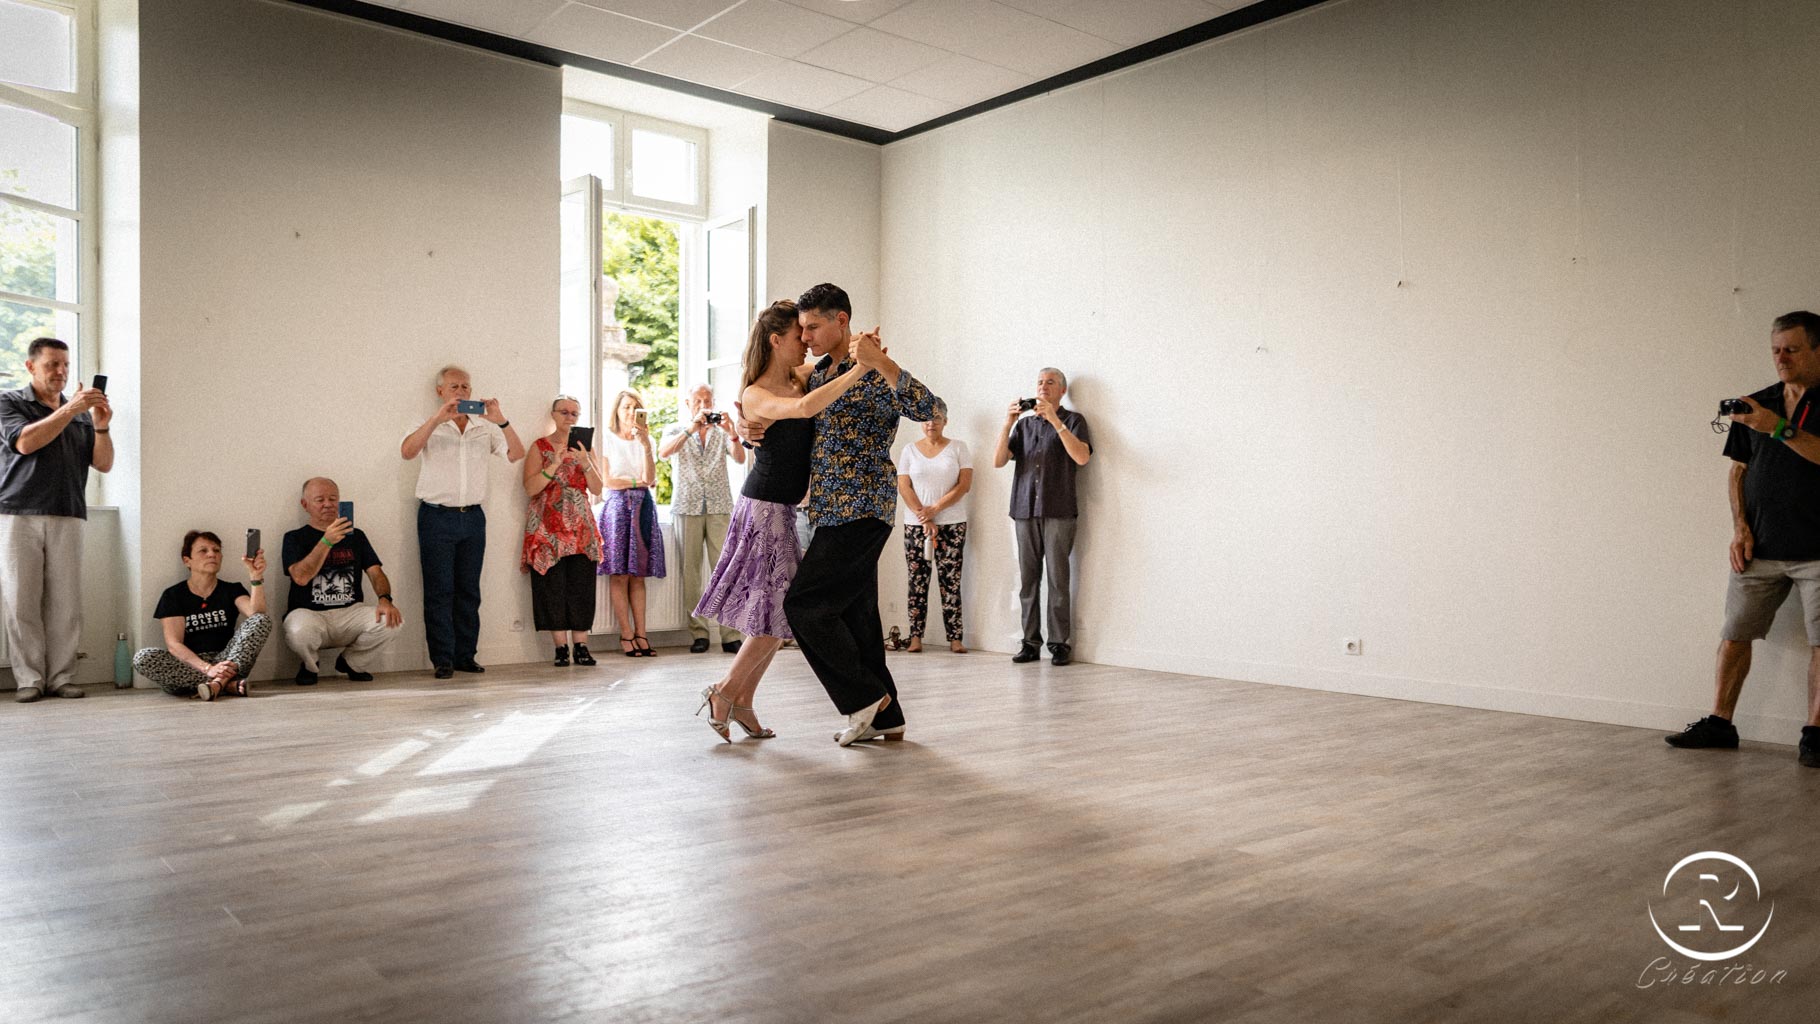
134, 530, 271, 700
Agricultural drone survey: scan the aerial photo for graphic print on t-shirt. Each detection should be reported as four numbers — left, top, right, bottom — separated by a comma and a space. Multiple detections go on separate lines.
311, 547, 361, 608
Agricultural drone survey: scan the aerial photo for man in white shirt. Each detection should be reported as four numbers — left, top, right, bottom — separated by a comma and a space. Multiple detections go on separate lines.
400, 365, 525, 678
659, 384, 746, 653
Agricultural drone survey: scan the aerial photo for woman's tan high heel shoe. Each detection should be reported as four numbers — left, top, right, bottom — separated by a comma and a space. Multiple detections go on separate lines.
695, 685, 731, 742
729, 703, 775, 740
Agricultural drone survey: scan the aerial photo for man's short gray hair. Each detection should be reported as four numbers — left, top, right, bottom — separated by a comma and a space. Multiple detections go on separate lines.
435, 364, 469, 388
1038, 367, 1068, 390
932, 398, 948, 420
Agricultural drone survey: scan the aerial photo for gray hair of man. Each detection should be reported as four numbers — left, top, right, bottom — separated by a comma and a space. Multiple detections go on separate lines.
688, 383, 714, 407
1038, 367, 1068, 391
434, 364, 469, 388
931, 398, 948, 421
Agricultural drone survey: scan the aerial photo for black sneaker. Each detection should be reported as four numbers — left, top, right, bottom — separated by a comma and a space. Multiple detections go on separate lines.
295, 667, 319, 686
1012, 643, 1041, 664
1048, 643, 1072, 667
335, 655, 373, 682
1665, 715, 1739, 749
1800, 727, 1820, 768
689, 638, 710, 654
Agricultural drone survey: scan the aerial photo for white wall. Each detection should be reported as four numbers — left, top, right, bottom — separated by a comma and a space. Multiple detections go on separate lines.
134, 0, 561, 678
881, 0, 1820, 741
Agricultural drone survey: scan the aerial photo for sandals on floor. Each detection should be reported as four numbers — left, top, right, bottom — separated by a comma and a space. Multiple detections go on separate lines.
632, 635, 656, 657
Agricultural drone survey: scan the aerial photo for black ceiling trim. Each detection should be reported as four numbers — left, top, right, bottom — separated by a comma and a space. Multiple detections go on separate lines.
278, 0, 1333, 147
890, 0, 1334, 142
277, 0, 897, 145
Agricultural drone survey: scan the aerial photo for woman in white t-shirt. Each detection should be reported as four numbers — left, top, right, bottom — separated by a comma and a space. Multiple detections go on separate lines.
894, 399, 972, 653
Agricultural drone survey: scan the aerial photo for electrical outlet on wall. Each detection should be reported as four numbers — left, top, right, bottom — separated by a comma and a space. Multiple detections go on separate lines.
1343, 638, 1362, 656
511, 618, 525, 632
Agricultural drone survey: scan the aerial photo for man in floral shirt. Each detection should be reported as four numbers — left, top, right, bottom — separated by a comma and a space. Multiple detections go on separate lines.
782, 283, 940, 746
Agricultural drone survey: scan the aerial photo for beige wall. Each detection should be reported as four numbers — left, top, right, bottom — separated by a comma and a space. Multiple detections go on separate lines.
881, 0, 1820, 741
134, 0, 562, 677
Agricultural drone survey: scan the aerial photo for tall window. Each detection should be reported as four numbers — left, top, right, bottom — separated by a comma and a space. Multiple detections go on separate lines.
0, 0, 94, 389
561, 104, 709, 506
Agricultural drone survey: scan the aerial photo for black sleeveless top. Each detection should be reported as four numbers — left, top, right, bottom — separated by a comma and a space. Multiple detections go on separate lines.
741, 417, 813, 505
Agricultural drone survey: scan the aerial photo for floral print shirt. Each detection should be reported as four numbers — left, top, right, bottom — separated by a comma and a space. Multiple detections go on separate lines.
805, 357, 939, 528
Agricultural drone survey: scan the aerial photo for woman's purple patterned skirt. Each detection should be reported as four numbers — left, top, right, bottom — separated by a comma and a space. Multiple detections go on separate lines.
694, 496, 801, 639
597, 487, 666, 578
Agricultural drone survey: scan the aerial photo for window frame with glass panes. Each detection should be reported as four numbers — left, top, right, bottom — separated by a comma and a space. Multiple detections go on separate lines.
0, 0, 96, 390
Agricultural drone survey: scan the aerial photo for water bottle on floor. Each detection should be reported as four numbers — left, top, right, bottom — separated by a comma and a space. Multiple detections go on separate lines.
114, 632, 132, 689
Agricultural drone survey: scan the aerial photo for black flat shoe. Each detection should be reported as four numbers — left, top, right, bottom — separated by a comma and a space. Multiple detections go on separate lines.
454, 661, 485, 674
1048, 643, 1072, 667
572, 643, 596, 666
335, 654, 373, 682
295, 667, 319, 686
1011, 643, 1041, 664
633, 635, 656, 657
433, 665, 454, 680
721, 640, 742, 654
689, 638, 710, 654
554, 645, 571, 667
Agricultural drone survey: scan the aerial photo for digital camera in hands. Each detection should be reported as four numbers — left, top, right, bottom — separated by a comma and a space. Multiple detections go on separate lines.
1719, 398, 1752, 417
1017, 398, 1037, 412
703, 412, 724, 425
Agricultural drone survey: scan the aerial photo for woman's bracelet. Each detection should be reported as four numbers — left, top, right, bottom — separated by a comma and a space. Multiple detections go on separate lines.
541, 470, 556, 481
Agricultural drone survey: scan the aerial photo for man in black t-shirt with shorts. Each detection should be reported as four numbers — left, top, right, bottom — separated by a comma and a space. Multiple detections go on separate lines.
282, 477, 402, 685
1670, 311, 1820, 767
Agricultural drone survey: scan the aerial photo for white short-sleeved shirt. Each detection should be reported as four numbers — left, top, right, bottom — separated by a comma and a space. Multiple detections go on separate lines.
409, 418, 508, 507
894, 439, 971, 526
602, 431, 650, 484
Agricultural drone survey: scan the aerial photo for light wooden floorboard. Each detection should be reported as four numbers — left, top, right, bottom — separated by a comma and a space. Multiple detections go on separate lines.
1, 647, 1816, 1023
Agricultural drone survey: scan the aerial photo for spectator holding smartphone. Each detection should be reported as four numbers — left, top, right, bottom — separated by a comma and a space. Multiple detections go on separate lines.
281, 477, 401, 686
134, 531, 271, 700
994, 367, 1091, 666
523, 395, 603, 667
1, 338, 112, 703
597, 390, 664, 657
400, 365, 525, 679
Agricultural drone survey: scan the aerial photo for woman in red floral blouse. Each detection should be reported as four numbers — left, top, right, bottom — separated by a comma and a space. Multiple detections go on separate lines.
522, 396, 604, 667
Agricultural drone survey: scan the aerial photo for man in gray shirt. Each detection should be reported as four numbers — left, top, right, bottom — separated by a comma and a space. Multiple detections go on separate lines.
0, 338, 114, 702
994, 367, 1092, 666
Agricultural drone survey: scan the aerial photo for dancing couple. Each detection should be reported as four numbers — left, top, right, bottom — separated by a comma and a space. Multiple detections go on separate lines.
694, 283, 940, 745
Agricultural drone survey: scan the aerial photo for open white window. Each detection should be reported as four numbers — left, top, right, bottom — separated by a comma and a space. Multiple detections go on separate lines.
0, 0, 95, 388
561, 100, 707, 222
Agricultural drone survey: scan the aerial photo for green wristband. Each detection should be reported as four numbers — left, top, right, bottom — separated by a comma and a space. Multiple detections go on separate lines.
1774, 417, 1789, 441
319, 535, 335, 547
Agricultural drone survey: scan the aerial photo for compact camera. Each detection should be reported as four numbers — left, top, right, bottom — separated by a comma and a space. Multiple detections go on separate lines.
703, 412, 724, 425
1718, 398, 1752, 416
1017, 398, 1037, 412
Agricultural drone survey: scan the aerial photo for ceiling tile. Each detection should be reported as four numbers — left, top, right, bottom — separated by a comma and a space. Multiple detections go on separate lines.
823, 84, 950, 131
695, 0, 855, 59
995, 0, 1224, 48
635, 33, 786, 90
871, 0, 1116, 77
888, 51, 1031, 107
570, 0, 741, 32
526, 4, 681, 65
780, 0, 919, 24
401, 0, 567, 37
737, 60, 873, 109
798, 26, 947, 83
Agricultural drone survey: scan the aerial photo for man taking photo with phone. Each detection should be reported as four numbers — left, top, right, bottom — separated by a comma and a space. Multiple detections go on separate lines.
0, 338, 112, 702
400, 365, 524, 679
283, 477, 401, 685
994, 367, 1091, 667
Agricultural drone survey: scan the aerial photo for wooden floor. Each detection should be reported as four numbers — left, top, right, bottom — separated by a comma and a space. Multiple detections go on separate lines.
2, 647, 1817, 1024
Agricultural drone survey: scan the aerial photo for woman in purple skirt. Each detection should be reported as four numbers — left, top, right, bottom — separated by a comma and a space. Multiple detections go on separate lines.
598, 389, 664, 656
693, 299, 885, 740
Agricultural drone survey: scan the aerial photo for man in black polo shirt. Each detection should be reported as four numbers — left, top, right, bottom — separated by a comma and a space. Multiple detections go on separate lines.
1669, 311, 1820, 767
994, 367, 1092, 666
0, 338, 113, 703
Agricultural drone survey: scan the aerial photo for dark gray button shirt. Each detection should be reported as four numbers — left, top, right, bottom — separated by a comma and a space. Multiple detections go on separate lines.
0, 386, 94, 520
1008, 408, 1091, 520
